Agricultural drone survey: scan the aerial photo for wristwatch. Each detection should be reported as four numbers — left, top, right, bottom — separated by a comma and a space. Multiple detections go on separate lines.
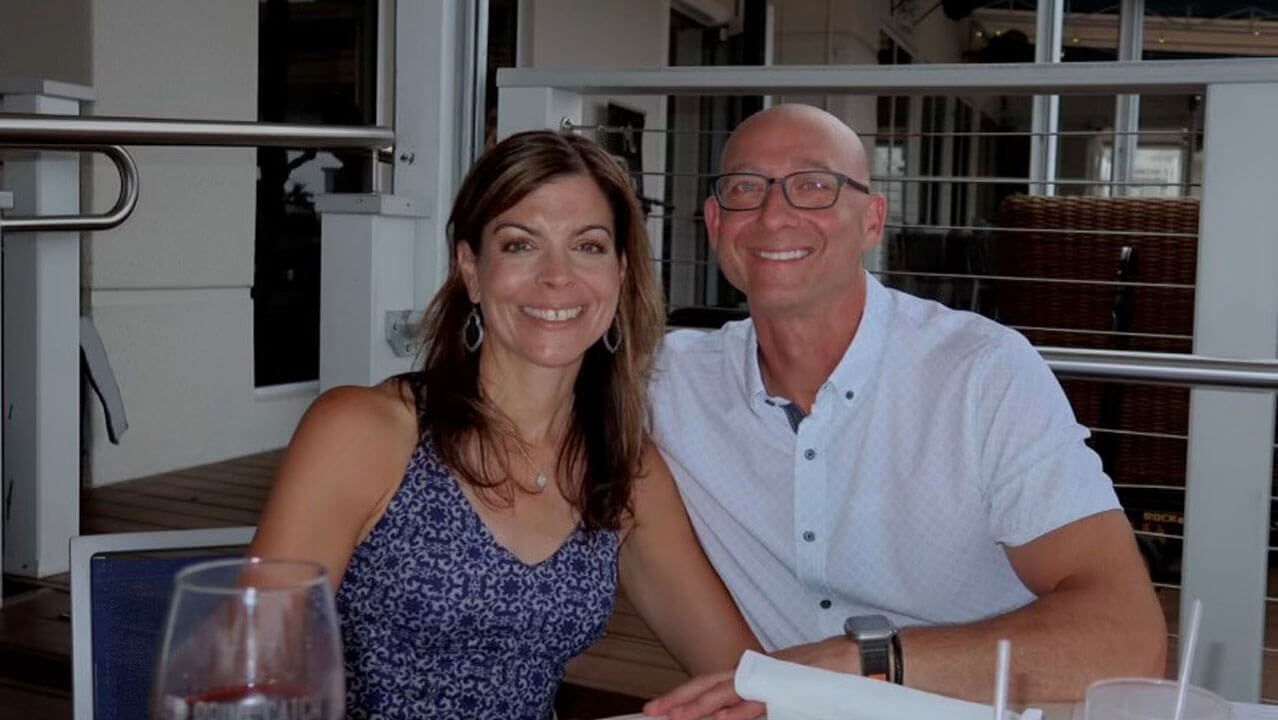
843, 614, 903, 684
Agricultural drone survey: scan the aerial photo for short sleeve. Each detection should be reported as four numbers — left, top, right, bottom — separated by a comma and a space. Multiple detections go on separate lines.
975, 333, 1122, 547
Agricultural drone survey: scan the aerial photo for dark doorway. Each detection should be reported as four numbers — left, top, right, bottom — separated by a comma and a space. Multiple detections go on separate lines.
255, 0, 378, 387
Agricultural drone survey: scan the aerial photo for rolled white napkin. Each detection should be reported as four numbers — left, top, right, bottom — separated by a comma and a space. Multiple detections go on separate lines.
734, 650, 1044, 720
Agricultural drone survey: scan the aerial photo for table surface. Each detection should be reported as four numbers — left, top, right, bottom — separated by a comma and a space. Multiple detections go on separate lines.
600, 704, 1080, 720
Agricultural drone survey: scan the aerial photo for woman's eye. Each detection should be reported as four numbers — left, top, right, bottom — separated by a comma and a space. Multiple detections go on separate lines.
500, 239, 533, 253
578, 240, 610, 254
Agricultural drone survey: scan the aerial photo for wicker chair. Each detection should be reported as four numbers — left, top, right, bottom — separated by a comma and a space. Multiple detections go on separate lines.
991, 195, 1199, 492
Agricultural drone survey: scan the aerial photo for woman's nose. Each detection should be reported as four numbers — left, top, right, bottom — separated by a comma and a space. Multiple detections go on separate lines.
537, 248, 573, 286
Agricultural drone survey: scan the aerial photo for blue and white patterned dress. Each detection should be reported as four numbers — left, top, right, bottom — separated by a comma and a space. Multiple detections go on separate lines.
336, 437, 621, 720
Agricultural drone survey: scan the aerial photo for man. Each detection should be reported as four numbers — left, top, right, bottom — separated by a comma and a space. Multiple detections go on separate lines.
645, 104, 1166, 719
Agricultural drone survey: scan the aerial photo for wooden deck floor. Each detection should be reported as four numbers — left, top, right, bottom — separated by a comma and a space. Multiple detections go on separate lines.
80, 450, 281, 534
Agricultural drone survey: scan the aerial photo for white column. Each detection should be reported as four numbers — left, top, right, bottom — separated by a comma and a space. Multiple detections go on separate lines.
1180, 81, 1278, 701
316, 195, 428, 391
1030, 0, 1064, 196
1111, 0, 1144, 196
393, 0, 471, 305
0, 79, 94, 578
315, 1, 474, 392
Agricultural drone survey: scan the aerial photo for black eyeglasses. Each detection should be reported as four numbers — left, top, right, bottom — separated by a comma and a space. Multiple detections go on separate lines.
711, 171, 871, 211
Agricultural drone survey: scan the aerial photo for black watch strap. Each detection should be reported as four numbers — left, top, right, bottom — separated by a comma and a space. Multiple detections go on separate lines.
859, 638, 890, 680
890, 632, 904, 685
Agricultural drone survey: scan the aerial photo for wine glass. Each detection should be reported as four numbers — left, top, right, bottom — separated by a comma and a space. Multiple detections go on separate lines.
150, 557, 345, 720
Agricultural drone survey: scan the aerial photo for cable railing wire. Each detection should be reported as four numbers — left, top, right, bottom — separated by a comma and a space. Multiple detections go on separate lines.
575, 124, 1201, 140
873, 269, 1194, 290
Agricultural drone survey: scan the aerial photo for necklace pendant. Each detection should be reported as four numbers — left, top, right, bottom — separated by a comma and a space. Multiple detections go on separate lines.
535, 471, 549, 490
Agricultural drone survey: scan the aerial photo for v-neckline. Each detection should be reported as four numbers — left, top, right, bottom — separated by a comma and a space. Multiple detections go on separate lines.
444, 470, 583, 570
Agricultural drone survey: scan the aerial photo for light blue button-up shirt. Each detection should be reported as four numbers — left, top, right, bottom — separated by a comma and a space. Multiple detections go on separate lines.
651, 273, 1120, 651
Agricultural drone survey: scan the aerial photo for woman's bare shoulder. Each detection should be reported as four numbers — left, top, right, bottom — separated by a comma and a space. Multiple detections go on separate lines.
302, 381, 416, 438
282, 382, 419, 488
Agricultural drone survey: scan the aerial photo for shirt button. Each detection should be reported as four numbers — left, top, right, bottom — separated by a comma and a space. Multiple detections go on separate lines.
803, 530, 816, 542
845, 390, 854, 400
804, 448, 816, 460
819, 599, 832, 609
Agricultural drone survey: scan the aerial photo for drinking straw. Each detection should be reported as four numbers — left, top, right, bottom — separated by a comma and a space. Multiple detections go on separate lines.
993, 638, 1012, 720
1173, 598, 1204, 720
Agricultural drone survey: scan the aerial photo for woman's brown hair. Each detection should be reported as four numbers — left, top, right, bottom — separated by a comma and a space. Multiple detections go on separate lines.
402, 130, 665, 530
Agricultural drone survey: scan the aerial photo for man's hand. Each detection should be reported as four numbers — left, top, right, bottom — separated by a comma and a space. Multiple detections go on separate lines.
644, 636, 859, 719
643, 670, 764, 720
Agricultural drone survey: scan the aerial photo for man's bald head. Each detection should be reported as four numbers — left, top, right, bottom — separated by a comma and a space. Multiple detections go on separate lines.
721, 104, 870, 184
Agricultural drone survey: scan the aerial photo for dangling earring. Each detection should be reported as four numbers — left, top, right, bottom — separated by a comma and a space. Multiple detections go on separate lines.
463, 305, 484, 352
602, 317, 622, 354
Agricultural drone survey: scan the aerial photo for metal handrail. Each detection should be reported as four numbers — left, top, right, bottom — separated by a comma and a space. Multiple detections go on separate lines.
0, 145, 139, 232
0, 114, 393, 148
498, 57, 1278, 95
1040, 347, 1278, 390
0, 114, 395, 233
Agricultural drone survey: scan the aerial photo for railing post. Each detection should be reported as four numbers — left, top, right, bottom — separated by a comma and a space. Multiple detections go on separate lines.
1181, 80, 1278, 700
1029, 0, 1064, 196
1111, 0, 1144, 196
496, 87, 583, 139
0, 78, 95, 578
315, 195, 426, 391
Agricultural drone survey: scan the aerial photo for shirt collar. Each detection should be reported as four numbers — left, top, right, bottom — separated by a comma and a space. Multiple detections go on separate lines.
826, 271, 891, 408
742, 271, 892, 412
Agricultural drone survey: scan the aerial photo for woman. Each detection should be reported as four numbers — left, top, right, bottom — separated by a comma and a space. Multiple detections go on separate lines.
249, 130, 758, 719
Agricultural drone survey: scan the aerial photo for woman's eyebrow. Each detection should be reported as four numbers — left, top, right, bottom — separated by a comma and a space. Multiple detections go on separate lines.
490, 222, 540, 236
577, 224, 613, 237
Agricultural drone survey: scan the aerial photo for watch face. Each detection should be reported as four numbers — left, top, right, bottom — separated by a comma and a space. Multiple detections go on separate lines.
844, 614, 894, 642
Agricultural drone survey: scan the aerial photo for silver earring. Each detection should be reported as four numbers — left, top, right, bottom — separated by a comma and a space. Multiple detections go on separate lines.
463, 306, 484, 352
602, 318, 622, 354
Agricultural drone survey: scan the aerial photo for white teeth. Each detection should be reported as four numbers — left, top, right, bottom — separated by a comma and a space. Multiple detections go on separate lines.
755, 249, 810, 261
521, 306, 584, 322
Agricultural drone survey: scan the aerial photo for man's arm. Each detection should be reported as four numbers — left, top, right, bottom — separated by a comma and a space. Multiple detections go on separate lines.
896, 509, 1166, 701
647, 510, 1166, 720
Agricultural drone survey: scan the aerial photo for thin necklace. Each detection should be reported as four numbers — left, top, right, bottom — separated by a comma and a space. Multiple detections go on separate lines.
509, 439, 551, 494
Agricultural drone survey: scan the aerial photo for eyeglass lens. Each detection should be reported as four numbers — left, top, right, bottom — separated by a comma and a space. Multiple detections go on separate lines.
715, 172, 843, 210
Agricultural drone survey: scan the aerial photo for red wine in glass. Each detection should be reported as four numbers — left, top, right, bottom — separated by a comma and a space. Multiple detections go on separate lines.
151, 558, 344, 720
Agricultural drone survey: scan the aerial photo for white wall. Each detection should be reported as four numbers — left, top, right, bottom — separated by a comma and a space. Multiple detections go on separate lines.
771, 0, 970, 132
84, 0, 312, 486
519, 0, 671, 258
772, 0, 881, 147
0, 0, 92, 86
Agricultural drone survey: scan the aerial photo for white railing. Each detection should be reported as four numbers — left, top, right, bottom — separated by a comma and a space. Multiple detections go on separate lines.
0, 114, 396, 585
497, 58, 1278, 701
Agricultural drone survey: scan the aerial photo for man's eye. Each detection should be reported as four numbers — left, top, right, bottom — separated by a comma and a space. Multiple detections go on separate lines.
797, 178, 832, 191
730, 181, 763, 195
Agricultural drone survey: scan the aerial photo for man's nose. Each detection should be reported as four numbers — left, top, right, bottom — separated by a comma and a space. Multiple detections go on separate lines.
758, 180, 798, 227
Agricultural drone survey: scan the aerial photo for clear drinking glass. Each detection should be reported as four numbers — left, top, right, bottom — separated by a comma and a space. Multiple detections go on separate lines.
150, 558, 345, 720
1084, 678, 1233, 720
